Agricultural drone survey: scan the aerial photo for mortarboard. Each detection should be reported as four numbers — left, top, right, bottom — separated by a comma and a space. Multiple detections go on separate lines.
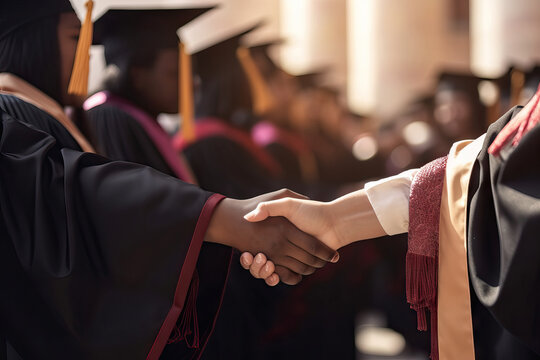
92, 4, 217, 142
186, 21, 274, 124
246, 38, 285, 79
93, 7, 214, 68
0, 0, 74, 41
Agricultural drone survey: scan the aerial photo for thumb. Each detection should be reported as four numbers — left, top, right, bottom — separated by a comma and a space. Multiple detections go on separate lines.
244, 198, 295, 222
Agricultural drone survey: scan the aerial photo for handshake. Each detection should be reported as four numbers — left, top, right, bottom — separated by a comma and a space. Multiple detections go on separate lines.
206, 187, 384, 286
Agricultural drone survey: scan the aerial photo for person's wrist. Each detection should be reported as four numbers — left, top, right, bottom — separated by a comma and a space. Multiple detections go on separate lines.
206, 198, 242, 249
321, 201, 343, 249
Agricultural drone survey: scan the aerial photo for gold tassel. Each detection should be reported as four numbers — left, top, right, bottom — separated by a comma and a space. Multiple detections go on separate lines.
180, 42, 196, 143
236, 46, 275, 116
67, 0, 94, 97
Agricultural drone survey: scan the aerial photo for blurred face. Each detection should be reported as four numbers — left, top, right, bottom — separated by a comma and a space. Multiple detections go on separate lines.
57, 12, 81, 106
132, 48, 179, 115
434, 89, 473, 140
267, 70, 299, 124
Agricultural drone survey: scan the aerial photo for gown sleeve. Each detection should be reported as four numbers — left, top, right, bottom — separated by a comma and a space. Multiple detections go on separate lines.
0, 111, 231, 360
467, 106, 540, 355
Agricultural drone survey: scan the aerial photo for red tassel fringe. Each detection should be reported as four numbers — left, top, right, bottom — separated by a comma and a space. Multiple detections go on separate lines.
406, 252, 438, 360
168, 271, 200, 348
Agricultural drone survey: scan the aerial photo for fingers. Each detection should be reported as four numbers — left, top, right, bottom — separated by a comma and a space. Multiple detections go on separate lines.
277, 255, 317, 276
249, 253, 267, 278
240, 252, 254, 269
241, 252, 280, 286
286, 225, 340, 263
259, 259, 276, 279
283, 241, 327, 269
244, 198, 298, 222
265, 273, 280, 286
274, 265, 302, 285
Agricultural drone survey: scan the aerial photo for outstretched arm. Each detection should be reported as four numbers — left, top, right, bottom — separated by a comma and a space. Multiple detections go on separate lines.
205, 189, 340, 285
244, 188, 386, 250
241, 169, 419, 284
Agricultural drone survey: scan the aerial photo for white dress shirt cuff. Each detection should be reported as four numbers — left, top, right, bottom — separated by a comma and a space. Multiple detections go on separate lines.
365, 169, 418, 235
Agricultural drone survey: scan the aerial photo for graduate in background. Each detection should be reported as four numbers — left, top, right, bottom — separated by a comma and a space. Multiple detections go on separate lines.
434, 72, 488, 144
249, 40, 320, 184
244, 86, 540, 359
0, 1, 339, 358
85, 7, 210, 183
174, 22, 284, 199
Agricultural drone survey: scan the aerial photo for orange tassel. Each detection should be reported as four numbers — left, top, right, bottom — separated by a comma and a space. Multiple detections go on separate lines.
67, 0, 94, 97
180, 42, 196, 144
236, 46, 275, 116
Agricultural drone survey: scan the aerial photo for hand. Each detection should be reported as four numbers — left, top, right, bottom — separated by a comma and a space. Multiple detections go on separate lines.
206, 189, 340, 285
244, 197, 341, 249
244, 189, 386, 252
239, 252, 280, 286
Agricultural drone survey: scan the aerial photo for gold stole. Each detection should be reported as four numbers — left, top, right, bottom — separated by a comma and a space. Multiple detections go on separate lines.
0, 73, 95, 153
437, 135, 485, 360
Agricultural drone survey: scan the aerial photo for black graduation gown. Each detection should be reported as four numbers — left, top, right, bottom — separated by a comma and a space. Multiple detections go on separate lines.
184, 134, 280, 199
182, 123, 362, 360
467, 106, 540, 359
0, 95, 231, 360
264, 141, 304, 181
86, 102, 177, 178
180, 127, 282, 360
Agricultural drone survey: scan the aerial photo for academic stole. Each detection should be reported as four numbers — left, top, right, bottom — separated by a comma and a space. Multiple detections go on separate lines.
407, 136, 484, 360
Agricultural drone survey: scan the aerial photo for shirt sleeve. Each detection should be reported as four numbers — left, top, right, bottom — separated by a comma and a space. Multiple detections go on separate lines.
364, 168, 419, 235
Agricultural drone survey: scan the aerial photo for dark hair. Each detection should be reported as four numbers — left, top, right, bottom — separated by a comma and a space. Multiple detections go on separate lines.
101, 46, 160, 105
0, 15, 63, 104
194, 59, 256, 129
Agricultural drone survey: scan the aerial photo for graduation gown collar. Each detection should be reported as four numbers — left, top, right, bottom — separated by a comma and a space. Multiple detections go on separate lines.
0, 73, 95, 153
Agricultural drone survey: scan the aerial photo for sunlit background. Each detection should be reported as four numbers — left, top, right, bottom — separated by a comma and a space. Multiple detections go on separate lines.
68, 1, 540, 358
73, 0, 540, 119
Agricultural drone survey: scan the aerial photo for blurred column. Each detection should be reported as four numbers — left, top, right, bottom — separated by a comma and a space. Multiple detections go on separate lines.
279, 0, 348, 88
347, 0, 377, 114
347, 0, 469, 117
471, 0, 540, 77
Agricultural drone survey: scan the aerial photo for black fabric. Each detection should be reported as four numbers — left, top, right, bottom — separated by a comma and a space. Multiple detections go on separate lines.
0, 16, 64, 105
265, 142, 303, 181
86, 103, 176, 177
93, 8, 211, 69
184, 135, 279, 199
184, 133, 286, 360
0, 0, 73, 41
0, 95, 228, 359
467, 106, 540, 359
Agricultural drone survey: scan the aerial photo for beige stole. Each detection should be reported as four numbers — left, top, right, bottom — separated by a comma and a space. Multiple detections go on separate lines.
0, 73, 95, 153
437, 135, 485, 360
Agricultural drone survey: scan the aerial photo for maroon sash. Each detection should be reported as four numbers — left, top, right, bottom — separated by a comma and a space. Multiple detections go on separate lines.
407, 156, 448, 360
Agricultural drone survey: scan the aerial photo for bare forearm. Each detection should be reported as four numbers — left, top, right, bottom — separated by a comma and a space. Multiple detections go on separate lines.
327, 189, 386, 248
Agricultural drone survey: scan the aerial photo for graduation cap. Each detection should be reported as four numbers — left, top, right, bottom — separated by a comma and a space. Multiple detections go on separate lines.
247, 38, 286, 79
92, 4, 216, 142
93, 7, 214, 69
436, 71, 484, 95
0, 0, 93, 97
182, 21, 274, 128
0, 0, 74, 41
192, 21, 263, 76
295, 67, 331, 90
